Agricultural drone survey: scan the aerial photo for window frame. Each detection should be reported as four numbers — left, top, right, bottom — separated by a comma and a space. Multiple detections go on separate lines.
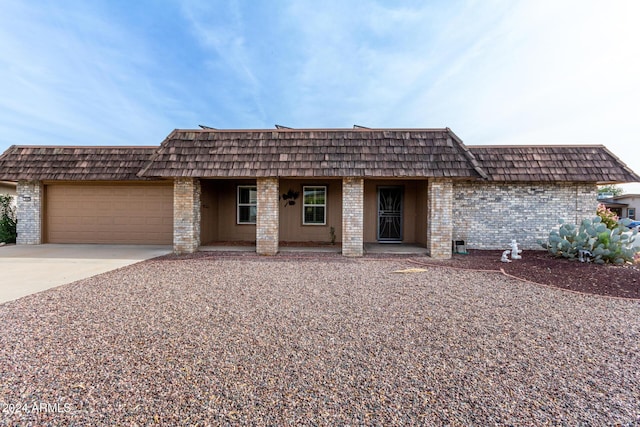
302, 185, 327, 225
237, 185, 257, 225
628, 208, 636, 220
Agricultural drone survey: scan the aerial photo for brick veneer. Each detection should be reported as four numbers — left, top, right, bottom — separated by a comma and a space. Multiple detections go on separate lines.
342, 177, 364, 257
16, 180, 43, 245
575, 184, 598, 220
427, 179, 453, 259
452, 182, 598, 249
173, 177, 201, 253
256, 177, 279, 255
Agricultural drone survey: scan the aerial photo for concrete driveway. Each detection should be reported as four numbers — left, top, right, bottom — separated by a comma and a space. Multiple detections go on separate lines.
0, 244, 171, 303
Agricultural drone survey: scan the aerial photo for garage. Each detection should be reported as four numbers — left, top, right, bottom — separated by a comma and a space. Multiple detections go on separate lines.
45, 184, 173, 244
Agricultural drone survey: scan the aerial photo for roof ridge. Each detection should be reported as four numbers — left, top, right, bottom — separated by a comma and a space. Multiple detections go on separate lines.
446, 129, 489, 180
172, 127, 451, 133
599, 146, 640, 182
136, 129, 179, 178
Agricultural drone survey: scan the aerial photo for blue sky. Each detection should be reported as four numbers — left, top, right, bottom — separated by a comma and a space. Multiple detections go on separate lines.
1, 0, 639, 191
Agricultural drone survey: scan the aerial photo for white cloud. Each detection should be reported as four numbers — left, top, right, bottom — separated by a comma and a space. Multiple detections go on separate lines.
0, 2, 188, 149
275, 2, 442, 127
382, 0, 640, 180
277, 0, 640, 184
0, 0, 638, 190
179, 0, 268, 125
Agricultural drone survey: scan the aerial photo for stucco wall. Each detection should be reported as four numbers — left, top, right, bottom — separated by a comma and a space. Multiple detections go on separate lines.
452, 182, 598, 250
0, 181, 17, 196
613, 195, 640, 220
200, 179, 256, 244
415, 181, 428, 246
279, 179, 342, 243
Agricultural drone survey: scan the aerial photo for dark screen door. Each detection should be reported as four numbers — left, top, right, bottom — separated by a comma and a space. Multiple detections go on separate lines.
377, 187, 403, 241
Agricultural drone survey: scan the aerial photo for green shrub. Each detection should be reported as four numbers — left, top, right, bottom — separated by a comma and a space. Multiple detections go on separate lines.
596, 203, 618, 229
539, 217, 639, 265
0, 195, 17, 244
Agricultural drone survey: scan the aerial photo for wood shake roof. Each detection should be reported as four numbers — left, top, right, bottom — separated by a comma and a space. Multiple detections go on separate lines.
468, 145, 640, 183
0, 146, 158, 181
137, 128, 487, 179
0, 129, 637, 183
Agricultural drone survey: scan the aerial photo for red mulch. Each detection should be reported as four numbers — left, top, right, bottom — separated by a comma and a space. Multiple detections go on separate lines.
413, 250, 640, 300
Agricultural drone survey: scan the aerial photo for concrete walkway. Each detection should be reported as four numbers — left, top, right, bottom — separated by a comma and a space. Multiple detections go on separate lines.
199, 243, 428, 255
0, 244, 172, 303
364, 243, 427, 255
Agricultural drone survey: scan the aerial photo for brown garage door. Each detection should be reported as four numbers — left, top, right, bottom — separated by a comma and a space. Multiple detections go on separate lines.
46, 184, 173, 244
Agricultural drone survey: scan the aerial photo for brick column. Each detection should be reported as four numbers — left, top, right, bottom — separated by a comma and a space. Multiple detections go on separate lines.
342, 177, 364, 257
427, 179, 453, 259
16, 180, 43, 245
256, 177, 279, 255
173, 177, 201, 254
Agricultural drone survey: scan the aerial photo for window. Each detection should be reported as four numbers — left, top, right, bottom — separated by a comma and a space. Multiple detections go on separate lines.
303, 186, 326, 225
629, 208, 636, 220
237, 186, 257, 224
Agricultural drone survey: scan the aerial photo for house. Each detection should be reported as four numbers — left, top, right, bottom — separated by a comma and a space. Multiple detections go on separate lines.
600, 194, 640, 220
0, 127, 638, 259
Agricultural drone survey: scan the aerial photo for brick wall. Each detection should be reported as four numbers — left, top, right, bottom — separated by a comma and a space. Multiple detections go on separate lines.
452, 182, 598, 250
173, 177, 201, 253
256, 177, 279, 255
342, 177, 364, 257
16, 180, 43, 245
576, 184, 599, 220
427, 179, 453, 259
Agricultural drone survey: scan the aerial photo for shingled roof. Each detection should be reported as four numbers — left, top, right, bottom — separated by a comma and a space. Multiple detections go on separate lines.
137, 128, 488, 179
468, 145, 640, 183
0, 130, 637, 184
0, 146, 158, 181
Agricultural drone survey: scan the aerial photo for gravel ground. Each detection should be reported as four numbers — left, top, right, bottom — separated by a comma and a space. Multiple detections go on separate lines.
1, 256, 640, 426
409, 250, 640, 300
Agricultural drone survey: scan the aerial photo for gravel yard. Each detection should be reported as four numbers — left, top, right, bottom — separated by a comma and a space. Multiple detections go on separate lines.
1, 255, 639, 426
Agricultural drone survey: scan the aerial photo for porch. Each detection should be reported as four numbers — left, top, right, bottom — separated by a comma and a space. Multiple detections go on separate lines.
198, 242, 427, 255
174, 177, 453, 258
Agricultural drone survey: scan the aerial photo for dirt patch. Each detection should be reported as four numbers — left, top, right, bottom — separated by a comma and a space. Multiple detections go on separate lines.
411, 250, 640, 299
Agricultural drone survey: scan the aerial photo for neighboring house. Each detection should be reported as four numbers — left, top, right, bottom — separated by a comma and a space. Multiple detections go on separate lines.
601, 194, 640, 220
0, 128, 638, 259
0, 180, 16, 196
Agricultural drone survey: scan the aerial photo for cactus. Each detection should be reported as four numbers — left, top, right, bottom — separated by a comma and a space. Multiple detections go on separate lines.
538, 217, 639, 264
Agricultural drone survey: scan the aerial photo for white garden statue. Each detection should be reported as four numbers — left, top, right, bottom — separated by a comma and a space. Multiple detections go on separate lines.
578, 249, 593, 263
501, 250, 511, 263
510, 239, 522, 260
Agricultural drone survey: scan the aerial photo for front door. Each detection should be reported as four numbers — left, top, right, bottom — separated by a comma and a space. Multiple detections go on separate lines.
377, 186, 403, 242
